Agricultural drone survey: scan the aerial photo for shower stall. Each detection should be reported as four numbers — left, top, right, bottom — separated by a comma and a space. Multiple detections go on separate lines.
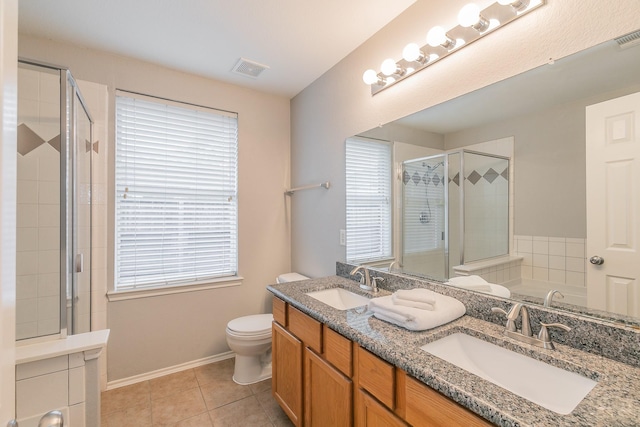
401, 150, 509, 280
16, 60, 93, 340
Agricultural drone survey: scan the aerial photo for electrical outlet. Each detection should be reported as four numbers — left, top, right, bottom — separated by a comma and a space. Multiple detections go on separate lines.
340, 229, 346, 246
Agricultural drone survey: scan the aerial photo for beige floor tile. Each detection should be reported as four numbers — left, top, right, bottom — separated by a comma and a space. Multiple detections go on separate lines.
194, 359, 235, 386
255, 389, 293, 426
102, 402, 152, 427
150, 369, 199, 400
151, 387, 207, 426
209, 396, 272, 427
249, 378, 271, 395
200, 378, 252, 410
172, 412, 213, 427
102, 381, 151, 415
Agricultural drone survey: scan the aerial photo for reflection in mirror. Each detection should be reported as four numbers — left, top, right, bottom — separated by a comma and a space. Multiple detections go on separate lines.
346, 32, 640, 325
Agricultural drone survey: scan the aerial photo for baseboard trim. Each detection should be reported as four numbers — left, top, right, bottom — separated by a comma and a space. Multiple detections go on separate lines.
105, 351, 235, 390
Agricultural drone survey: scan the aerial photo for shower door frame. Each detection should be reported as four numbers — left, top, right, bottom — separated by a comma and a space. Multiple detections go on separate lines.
16, 59, 93, 339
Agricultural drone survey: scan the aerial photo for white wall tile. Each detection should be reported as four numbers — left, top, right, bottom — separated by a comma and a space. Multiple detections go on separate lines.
38, 226, 59, 251
16, 370, 68, 418
17, 153, 39, 181
39, 72, 60, 104
566, 256, 585, 273
549, 255, 565, 270
16, 298, 37, 323
17, 204, 38, 228
17, 179, 38, 204
18, 100, 39, 123
532, 267, 549, 281
37, 273, 59, 297
16, 251, 38, 276
566, 271, 585, 287
16, 322, 38, 340
38, 203, 60, 227
16, 275, 38, 300
38, 180, 59, 204
533, 254, 549, 268
38, 249, 60, 274
549, 241, 566, 256
37, 295, 60, 320
566, 242, 585, 257
532, 239, 549, 254
69, 367, 85, 405
521, 265, 532, 279
37, 318, 60, 336
16, 355, 67, 380
18, 68, 40, 101
17, 227, 38, 252
548, 269, 566, 284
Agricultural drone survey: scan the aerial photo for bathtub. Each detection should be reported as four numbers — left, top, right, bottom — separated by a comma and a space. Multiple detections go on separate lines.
506, 278, 586, 307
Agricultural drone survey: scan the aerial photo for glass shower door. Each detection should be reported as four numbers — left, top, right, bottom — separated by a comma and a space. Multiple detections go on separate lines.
72, 85, 92, 334
401, 155, 446, 280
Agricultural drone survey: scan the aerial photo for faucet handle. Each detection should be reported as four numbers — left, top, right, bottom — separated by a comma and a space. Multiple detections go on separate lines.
491, 307, 517, 332
370, 276, 384, 292
537, 322, 571, 349
491, 307, 508, 316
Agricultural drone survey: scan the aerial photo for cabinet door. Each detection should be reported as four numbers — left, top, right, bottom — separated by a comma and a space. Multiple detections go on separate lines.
305, 348, 353, 427
273, 322, 303, 426
404, 375, 493, 427
356, 388, 408, 427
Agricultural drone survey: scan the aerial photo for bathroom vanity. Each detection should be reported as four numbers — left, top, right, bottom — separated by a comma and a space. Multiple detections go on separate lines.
267, 274, 640, 427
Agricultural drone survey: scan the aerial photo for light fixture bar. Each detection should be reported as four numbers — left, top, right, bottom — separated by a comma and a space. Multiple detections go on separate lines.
365, 0, 545, 95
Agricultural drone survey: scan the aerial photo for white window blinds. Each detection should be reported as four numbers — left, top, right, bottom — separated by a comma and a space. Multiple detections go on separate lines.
115, 91, 238, 291
345, 137, 392, 263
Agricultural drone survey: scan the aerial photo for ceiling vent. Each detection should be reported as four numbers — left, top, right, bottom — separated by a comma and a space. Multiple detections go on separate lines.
615, 30, 640, 49
231, 58, 270, 79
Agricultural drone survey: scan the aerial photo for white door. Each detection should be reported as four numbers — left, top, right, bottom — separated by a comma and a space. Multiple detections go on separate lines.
586, 91, 640, 316
0, 0, 18, 424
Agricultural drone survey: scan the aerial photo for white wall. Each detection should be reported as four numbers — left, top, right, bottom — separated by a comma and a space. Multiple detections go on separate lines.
290, 0, 640, 277
18, 35, 292, 382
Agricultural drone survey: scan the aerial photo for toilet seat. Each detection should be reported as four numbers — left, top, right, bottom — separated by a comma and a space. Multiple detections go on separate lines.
227, 314, 273, 337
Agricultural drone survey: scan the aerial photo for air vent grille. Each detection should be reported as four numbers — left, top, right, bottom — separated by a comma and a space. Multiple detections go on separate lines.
231, 58, 270, 79
615, 30, 640, 49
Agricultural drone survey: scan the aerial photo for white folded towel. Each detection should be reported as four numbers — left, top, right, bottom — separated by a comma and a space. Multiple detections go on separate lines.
392, 288, 437, 310
368, 294, 466, 331
446, 275, 511, 297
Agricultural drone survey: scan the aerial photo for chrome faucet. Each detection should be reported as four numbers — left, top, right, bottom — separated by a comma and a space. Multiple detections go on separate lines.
370, 276, 384, 294
491, 303, 571, 349
350, 266, 372, 291
544, 290, 564, 308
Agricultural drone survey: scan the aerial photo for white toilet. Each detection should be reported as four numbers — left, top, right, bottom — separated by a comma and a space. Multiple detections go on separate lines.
226, 272, 309, 385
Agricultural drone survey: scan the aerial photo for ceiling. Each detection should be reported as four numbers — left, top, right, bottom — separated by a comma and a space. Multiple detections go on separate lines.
18, 0, 416, 98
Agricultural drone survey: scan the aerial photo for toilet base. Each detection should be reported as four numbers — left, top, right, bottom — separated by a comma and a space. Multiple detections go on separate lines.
231, 352, 272, 385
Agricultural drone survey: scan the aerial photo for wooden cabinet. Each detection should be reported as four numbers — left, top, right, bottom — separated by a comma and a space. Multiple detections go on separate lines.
356, 389, 408, 427
271, 296, 495, 427
403, 373, 494, 427
272, 322, 303, 427
304, 348, 352, 427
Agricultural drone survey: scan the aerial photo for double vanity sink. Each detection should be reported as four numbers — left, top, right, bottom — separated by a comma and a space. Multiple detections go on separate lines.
305, 285, 598, 417
265, 274, 640, 426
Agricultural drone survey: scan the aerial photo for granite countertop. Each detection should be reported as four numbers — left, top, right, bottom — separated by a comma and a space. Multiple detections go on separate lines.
267, 276, 640, 427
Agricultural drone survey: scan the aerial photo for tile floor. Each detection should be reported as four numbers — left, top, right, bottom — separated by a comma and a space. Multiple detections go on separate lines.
101, 358, 295, 426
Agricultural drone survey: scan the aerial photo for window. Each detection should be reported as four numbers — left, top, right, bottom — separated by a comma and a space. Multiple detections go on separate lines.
345, 137, 393, 263
115, 91, 238, 291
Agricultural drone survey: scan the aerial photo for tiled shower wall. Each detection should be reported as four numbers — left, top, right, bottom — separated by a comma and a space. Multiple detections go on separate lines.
513, 235, 586, 287
16, 67, 61, 339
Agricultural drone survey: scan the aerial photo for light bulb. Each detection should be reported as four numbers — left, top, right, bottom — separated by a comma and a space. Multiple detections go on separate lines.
381, 58, 398, 76
362, 69, 379, 85
427, 26, 456, 50
458, 4, 481, 27
498, 0, 530, 11
402, 43, 422, 62
427, 26, 447, 47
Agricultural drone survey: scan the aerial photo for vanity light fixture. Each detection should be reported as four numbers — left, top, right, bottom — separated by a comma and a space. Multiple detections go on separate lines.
364, 0, 545, 95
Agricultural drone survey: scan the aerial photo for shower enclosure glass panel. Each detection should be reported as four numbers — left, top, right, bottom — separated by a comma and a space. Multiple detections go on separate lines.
16, 61, 92, 340
400, 150, 509, 281
463, 151, 509, 263
402, 155, 447, 279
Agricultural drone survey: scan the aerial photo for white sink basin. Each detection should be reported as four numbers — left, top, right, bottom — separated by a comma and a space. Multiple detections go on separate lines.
306, 288, 370, 310
421, 333, 597, 415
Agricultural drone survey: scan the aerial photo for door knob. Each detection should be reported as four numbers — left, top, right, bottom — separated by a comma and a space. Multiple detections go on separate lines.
589, 256, 604, 265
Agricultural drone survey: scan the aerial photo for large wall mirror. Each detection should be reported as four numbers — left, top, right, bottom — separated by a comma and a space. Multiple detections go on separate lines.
346, 31, 640, 325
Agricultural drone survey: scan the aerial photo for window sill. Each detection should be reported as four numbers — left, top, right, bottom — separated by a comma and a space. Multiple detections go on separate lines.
107, 276, 244, 301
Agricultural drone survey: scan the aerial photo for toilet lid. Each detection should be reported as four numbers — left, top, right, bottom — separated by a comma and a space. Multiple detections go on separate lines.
227, 314, 273, 335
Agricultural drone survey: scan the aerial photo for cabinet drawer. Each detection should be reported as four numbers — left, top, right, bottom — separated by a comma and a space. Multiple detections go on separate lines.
323, 325, 353, 377
404, 375, 493, 427
272, 296, 287, 326
357, 346, 395, 410
288, 306, 323, 353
